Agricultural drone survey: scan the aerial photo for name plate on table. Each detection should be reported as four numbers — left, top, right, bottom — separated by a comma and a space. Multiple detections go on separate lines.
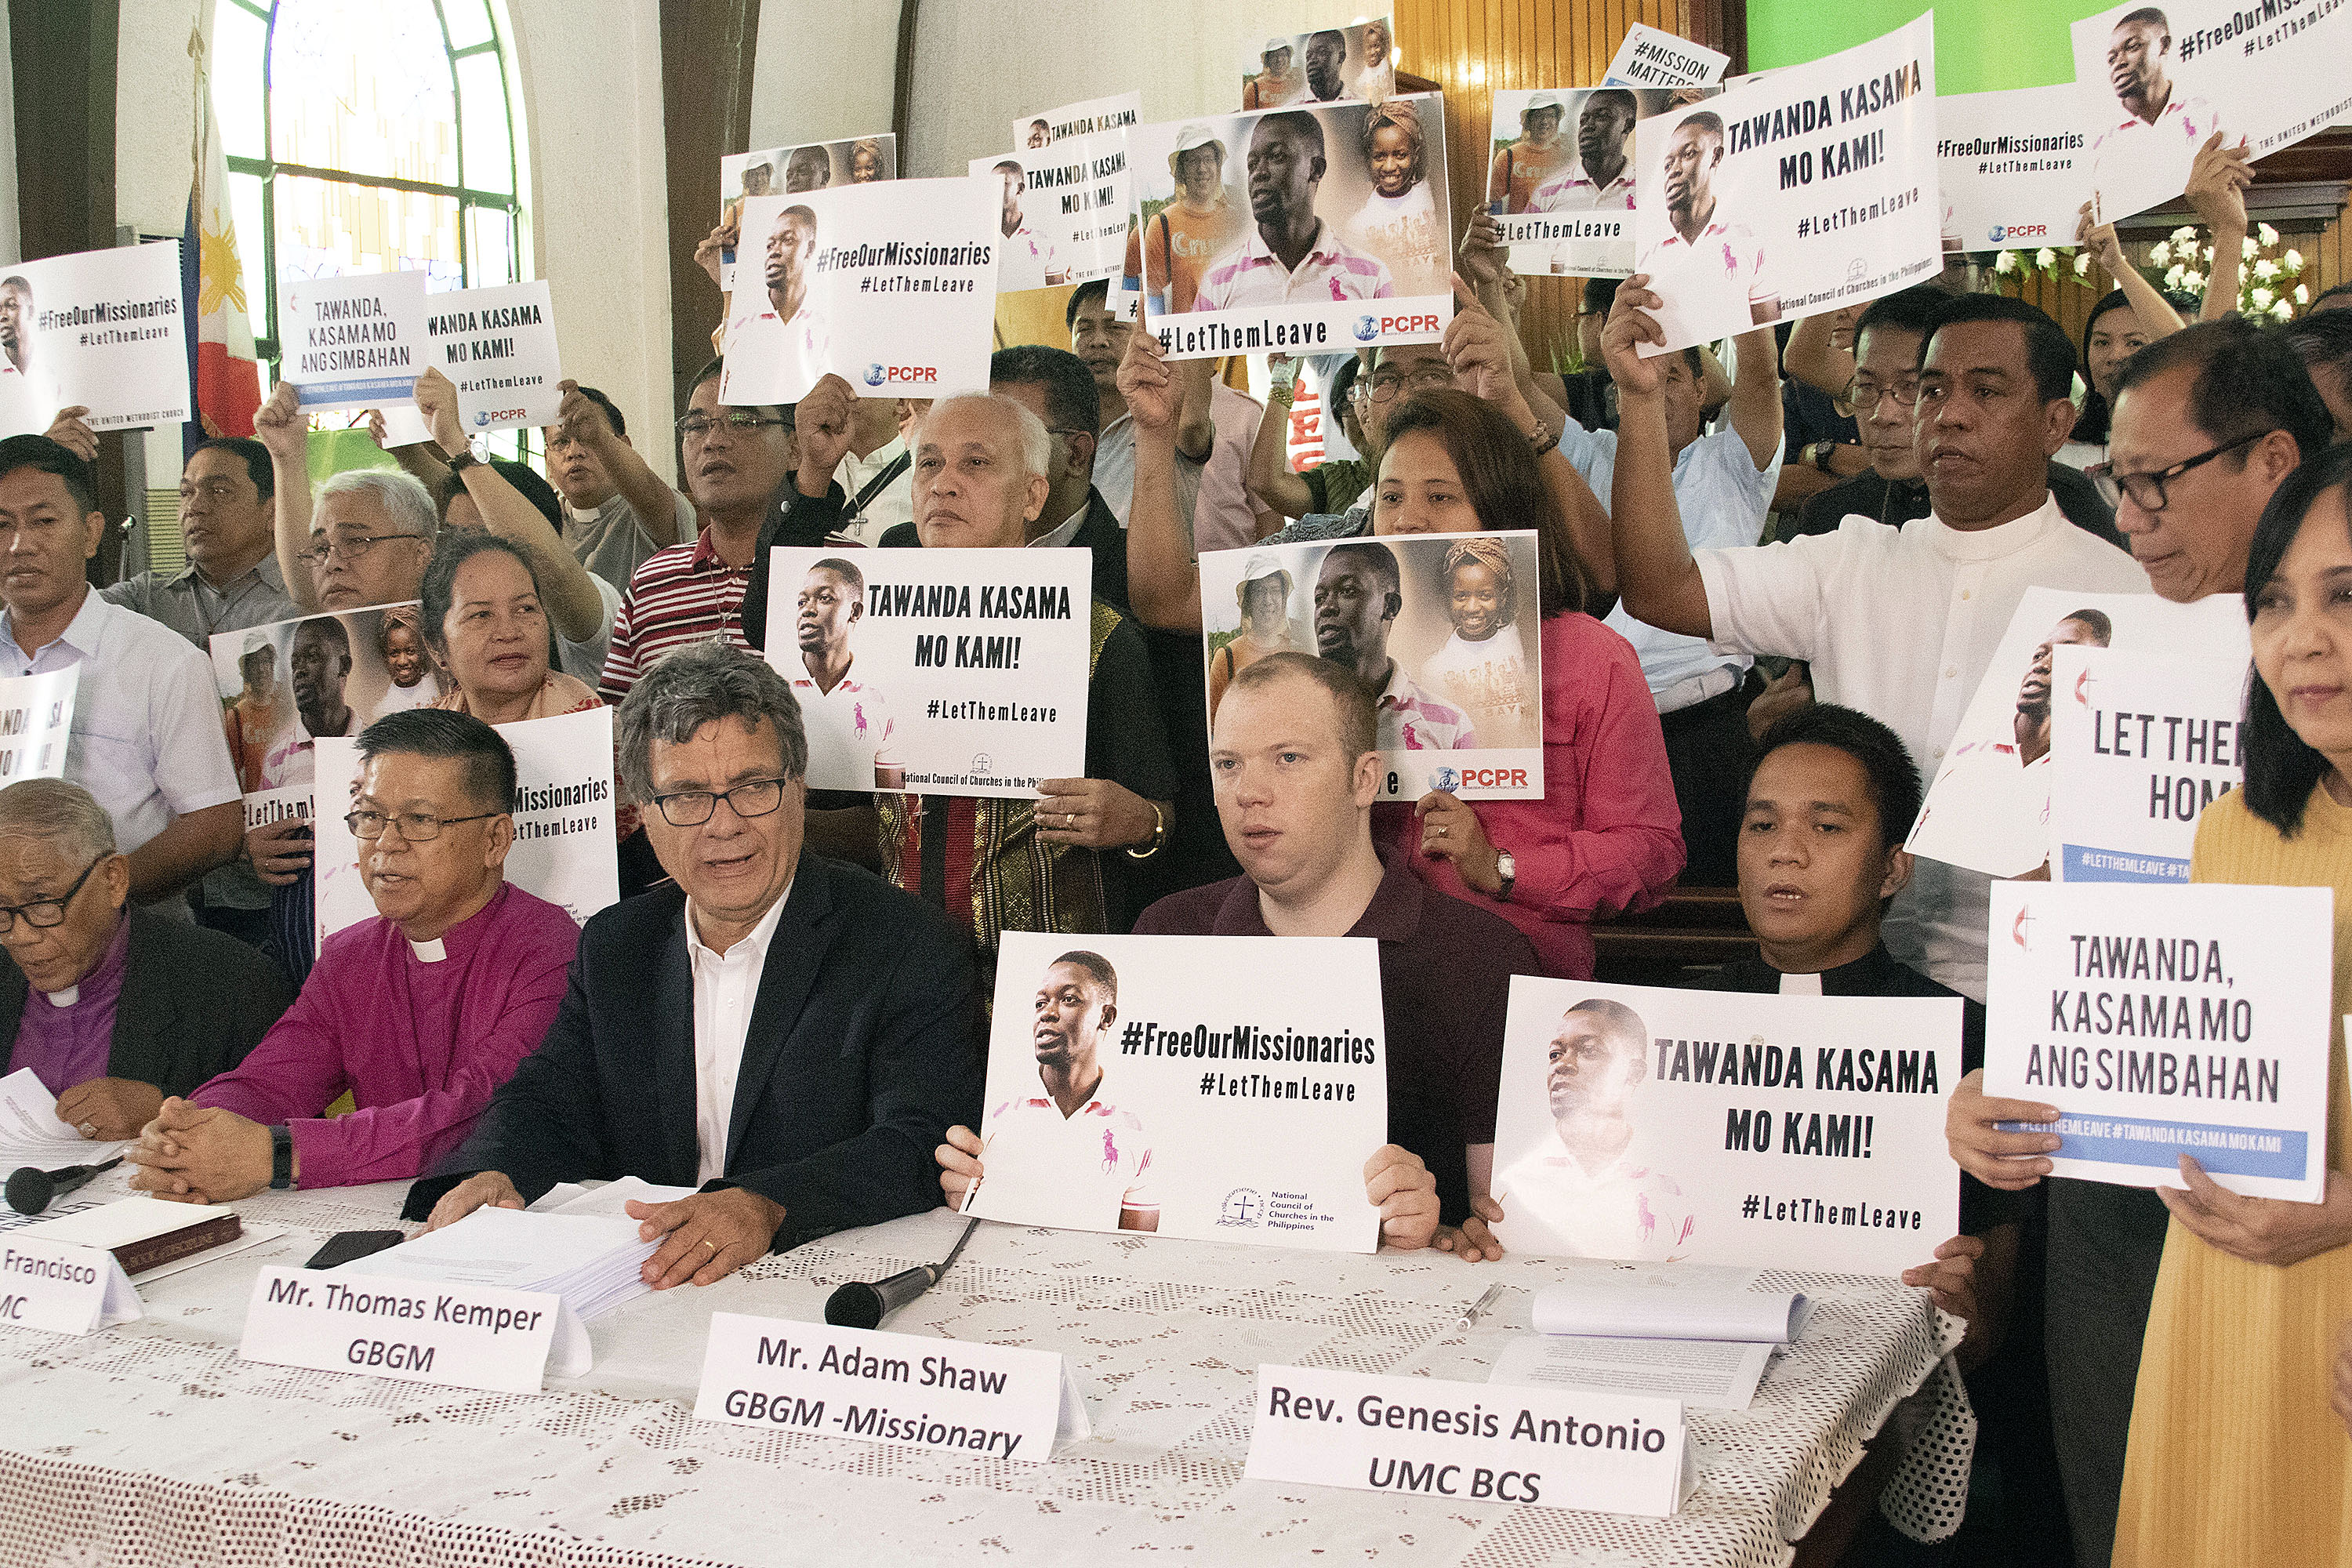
694, 1312, 1083, 1463
236, 1265, 564, 1394
1243, 1364, 1693, 1517
0, 1239, 140, 1335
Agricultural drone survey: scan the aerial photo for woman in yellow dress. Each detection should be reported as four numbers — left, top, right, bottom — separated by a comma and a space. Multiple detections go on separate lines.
2114, 441, 2352, 1563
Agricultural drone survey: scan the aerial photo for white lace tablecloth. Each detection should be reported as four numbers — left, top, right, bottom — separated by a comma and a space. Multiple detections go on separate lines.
0, 1174, 1960, 1568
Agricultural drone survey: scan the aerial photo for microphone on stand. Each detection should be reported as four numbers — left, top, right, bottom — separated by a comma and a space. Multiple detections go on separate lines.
825, 1216, 982, 1329
5, 1156, 123, 1216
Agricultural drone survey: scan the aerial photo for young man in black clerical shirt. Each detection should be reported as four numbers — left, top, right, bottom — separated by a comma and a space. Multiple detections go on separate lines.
1707, 702, 2069, 1561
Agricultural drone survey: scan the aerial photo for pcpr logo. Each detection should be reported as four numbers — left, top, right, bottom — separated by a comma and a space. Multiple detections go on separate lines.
1452, 767, 1530, 789
865, 365, 939, 386
1988, 226, 2008, 243
1431, 766, 1460, 793
1373, 314, 1442, 335
864, 363, 887, 387
1353, 314, 1379, 342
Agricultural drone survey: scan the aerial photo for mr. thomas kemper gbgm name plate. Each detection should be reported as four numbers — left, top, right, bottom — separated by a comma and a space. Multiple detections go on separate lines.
236, 1265, 571, 1395
1244, 1363, 1693, 1516
694, 1312, 1083, 1462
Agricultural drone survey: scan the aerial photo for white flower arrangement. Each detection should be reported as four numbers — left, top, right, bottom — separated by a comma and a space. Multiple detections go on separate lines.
2150, 239, 2175, 266
2254, 258, 2280, 282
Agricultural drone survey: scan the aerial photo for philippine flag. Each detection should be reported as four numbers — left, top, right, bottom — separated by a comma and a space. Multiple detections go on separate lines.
182, 11, 261, 443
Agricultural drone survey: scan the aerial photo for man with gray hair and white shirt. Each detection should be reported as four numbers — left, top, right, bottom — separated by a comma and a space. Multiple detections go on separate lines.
406, 641, 980, 1287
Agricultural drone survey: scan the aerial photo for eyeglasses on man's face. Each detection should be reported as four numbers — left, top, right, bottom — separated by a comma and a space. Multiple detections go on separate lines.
676, 412, 792, 443
0, 854, 106, 934
344, 808, 502, 843
646, 777, 791, 827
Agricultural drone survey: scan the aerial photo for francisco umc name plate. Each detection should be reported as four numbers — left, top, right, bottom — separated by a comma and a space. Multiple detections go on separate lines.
236, 1265, 562, 1394
1243, 1363, 1692, 1517
694, 1312, 1071, 1462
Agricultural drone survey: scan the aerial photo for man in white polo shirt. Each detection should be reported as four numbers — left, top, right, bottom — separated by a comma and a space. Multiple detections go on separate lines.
1192, 113, 1395, 312
721, 205, 828, 405
1633, 112, 1778, 347
1601, 285, 2148, 1001
787, 556, 902, 791
0, 436, 241, 909
2088, 8, 2218, 217
993, 161, 1068, 292
960, 949, 1158, 1233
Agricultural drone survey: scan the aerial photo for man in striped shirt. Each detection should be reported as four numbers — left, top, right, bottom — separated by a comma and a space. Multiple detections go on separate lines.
1191, 112, 1394, 313
597, 361, 796, 705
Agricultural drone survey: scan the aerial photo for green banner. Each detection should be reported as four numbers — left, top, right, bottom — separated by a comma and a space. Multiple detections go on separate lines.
1748, 0, 2116, 96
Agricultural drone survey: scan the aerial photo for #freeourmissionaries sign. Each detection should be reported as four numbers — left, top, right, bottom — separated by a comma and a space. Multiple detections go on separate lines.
1488, 978, 1962, 1273
964, 931, 1388, 1252
312, 706, 619, 942
763, 545, 1092, 798
719, 180, 997, 408
1630, 14, 1941, 354
1200, 532, 1544, 802
1985, 880, 2335, 1201
0, 241, 189, 437
2071, 0, 2352, 226
2049, 643, 2249, 883
1936, 83, 2095, 254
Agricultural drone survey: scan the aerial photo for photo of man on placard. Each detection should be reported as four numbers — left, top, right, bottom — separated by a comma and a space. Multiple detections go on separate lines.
0, 274, 33, 380
1312, 540, 1473, 753
788, 557, 903, 791
967, 950, 1160, 1233
1492, 998, 1697, 1261
2088, 6, 2219, 217
993, 160, 1069, 292
726, 204, 829, 395
784, 143, 835, 194
1191, 110, 1399, 313
1526, 89, 1639, 216
1635, 109, 1778, 336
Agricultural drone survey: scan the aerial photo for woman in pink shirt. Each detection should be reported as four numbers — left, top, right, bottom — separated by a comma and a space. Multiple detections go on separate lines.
1368, 390, 1683, 976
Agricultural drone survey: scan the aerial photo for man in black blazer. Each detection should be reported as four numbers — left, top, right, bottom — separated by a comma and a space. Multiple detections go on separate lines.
406, 641, 978, 1289
0, 779, 290, 1141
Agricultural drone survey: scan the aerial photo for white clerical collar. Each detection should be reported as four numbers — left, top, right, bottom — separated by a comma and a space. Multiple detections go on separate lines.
1777, 971, 1824, 996
409, 937, 448, 963
1028, 504, 1088, 551
41, 984, 79, 1007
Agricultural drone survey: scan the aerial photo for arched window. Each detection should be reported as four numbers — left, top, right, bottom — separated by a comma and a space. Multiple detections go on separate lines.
212, 0, 526, 406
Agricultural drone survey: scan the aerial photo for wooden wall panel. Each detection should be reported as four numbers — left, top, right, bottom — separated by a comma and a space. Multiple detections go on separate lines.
1392, 0, 1690, 372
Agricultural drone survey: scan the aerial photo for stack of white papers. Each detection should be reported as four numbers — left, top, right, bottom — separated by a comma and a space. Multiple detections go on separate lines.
0, 1067, 126, 1173
1487, 1273, 1812, 1412
339, 1178, 692, 1322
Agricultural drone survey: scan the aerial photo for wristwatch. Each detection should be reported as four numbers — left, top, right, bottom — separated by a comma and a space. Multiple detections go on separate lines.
1807, 440, 1837, 474
446, 435, 489, 474
1494, 849, 1517, 902
269, 1123, 295, 1190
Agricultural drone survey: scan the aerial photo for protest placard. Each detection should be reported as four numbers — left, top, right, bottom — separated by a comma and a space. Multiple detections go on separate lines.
209, 604, 437, 840
1488, 978, 1962, 1273
1014, 92, 1142, 151
2049, 643, 2249, 884
0, 241, 188, 437
1907, 588, 2245, 879
312, 704, 619, 942
1629, 14, 1940, 355
763, 545, 1091, 797
1131, 93, 1450, 358
2071, 0, 2352, 227
718, 134, 896, 289
718, 180, 997, 408
1200, 532, 1544, 802
1606, 24, 1730, 89
1487, 89, 1716, 278
969, 129, 1134, 293
281, 270, 430, 412
0, 670, 75, 785
964, 929, 1388, 1252
1240, 18, 1396, 109
1985, 880, 2334, 1202
419, 280, 561, 432
1936, 85, 2094, 257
